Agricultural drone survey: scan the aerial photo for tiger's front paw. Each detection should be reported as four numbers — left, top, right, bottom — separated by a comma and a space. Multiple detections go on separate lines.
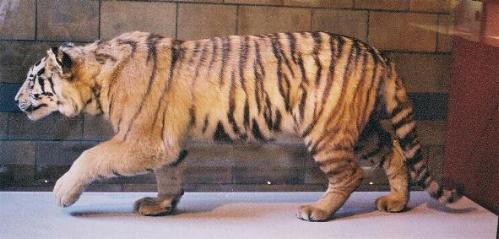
134, 195, 181, 216
53, 171, 88, 207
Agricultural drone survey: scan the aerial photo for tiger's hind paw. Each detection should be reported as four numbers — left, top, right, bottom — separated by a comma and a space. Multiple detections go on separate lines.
375, 194, 407, 213
296, 205, 331, 222
134, 196, 180, 216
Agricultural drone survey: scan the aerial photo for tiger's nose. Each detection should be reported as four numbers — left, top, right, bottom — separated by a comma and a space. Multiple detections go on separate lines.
14, 93, 21, 103
14, 95, 22, 106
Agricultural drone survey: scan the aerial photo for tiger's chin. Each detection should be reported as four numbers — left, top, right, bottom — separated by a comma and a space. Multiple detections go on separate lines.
24, 108, 56, 121
23, 107, 55, 121
26, 111, 52, 121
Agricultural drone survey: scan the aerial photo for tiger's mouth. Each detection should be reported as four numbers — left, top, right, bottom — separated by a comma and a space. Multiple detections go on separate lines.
19, 103, 48, 113
17, 101, 31, 112
23, 103, 48, 113
18, 103, 52, 121
20, 103, 53, 121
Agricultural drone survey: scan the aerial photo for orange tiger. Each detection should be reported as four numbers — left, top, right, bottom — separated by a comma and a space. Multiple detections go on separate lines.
14, 31, 461, 221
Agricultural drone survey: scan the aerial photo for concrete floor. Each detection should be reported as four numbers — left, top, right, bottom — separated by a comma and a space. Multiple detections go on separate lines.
0, 191, 497, 239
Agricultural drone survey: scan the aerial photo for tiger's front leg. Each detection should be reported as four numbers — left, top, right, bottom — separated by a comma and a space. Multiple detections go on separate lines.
134, 158, 186, 216
54, 138, 181, 207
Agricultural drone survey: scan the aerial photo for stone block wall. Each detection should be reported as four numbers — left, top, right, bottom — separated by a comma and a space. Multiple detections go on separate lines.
0, 0, 454, 192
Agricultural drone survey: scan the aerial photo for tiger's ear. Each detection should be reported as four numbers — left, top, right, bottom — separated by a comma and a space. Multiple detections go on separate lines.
50, 45, 74, 74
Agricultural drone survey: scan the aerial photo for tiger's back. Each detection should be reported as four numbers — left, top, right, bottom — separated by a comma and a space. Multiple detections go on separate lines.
159, 32, 387, 145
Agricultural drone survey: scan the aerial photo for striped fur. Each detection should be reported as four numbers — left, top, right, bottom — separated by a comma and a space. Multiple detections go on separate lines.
15, 31, 461, 221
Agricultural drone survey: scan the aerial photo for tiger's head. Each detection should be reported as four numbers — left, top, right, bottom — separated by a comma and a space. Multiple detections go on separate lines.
15, 43, 94, 121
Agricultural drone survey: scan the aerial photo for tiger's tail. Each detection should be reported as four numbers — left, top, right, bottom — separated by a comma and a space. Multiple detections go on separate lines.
382, 61, 462, 204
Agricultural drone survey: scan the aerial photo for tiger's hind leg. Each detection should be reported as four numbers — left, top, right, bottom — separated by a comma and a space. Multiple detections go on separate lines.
375, 140, 409, 212
297, 140, 364, 221
135, 157, 185, 216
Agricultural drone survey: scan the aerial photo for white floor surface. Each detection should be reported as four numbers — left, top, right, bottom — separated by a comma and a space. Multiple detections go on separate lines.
0, 191, 497, 239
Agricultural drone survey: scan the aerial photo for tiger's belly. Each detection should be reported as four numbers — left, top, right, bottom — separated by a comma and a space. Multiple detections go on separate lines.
187, 108, 297, 143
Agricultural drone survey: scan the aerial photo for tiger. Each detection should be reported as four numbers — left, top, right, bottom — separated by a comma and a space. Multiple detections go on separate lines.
14, 31, 461, 221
